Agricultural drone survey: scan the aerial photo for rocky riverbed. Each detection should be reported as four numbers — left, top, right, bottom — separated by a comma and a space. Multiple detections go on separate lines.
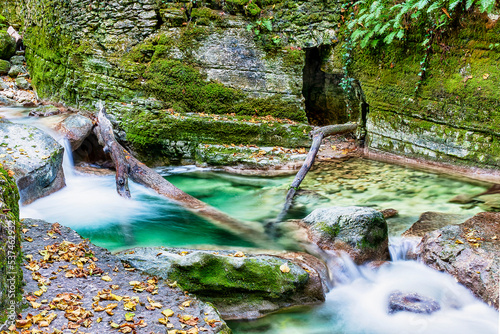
16, 219, 231, 334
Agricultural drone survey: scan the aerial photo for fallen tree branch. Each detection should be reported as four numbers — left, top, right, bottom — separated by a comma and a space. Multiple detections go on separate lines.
272, 123, 358, 226
93, 107, 273, 247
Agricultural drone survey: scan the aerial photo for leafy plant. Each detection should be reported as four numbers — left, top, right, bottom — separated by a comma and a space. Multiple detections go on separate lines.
347, 0, 497, 48
246, 18, 273, 36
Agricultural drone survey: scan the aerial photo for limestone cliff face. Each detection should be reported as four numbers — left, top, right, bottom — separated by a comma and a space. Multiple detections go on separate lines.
0, 0, 344, 161
2, 0, 500, 168
349, 12, 500, 168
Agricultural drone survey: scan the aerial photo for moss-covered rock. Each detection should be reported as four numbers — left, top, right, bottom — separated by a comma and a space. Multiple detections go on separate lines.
120, 110, 311, 163
301, 206, 390, 264
0, 59, 10, 74
118, 247, 326, 319
0, 165, 23, 326
0, 30, 15, 60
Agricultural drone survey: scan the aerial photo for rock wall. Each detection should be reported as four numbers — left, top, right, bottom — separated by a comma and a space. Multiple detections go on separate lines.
350, 12, 500, 168
0, 0, 346, 162
3, 0, 500, 168
0, 166, 23, 328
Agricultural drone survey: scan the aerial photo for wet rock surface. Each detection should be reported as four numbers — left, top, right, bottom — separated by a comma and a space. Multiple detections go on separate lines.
28, 105, 61, 117
402, 212, 471, 238
0, 120, 65, 204
388, 291, 440, 314
118, 247, 327, 320
299, 206, 389, 264
53, 114, 94, 151
19, 220, 230, 333
417, 212, 500, 309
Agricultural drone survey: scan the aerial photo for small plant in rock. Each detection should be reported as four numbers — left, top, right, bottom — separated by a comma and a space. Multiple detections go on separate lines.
246, 18, 273, 37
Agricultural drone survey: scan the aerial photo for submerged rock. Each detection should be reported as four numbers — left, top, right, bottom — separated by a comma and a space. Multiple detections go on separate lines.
299, 206, 390, 264
388, 291, 440, 314
402, 212, 470, 238
53, 114, 93, 151
28, 104, 61, 117
0, 120, 65, 204
417, 212, 500, 309
476, 193, 500, 212
380, 208, 398, 219
118, 247, 327, 320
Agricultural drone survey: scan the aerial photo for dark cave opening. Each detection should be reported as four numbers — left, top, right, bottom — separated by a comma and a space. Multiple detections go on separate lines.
302, 46, 356, 126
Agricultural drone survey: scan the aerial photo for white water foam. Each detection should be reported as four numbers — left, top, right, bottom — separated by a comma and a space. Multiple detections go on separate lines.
324, 258, 498, 334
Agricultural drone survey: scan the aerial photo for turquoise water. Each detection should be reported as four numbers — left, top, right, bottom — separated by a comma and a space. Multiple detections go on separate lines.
6, 106, 496, 334
23, 159, 487, 252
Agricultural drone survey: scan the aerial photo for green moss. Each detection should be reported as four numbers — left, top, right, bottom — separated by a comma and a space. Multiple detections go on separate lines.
316, 221, 340, 238
168, 253, 309, 301
0, 166, 23, 325
190, 7, 224, 25
122, 110, 311, 160
347, 10, 500, 167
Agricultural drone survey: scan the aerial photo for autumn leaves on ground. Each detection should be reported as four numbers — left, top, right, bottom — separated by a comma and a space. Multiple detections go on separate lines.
3, 220, 228, 334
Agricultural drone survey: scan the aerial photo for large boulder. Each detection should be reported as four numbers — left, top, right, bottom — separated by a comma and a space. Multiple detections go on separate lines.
297, 206, 389, 264
417, 212, 500, 309
118, 247, 327, 320
53, 114, 93, 151
0, 31, 16, 60
0, 120, 65, 204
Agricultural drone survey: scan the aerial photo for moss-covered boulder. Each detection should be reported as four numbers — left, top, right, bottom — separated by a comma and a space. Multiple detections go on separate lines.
0, 120, 65, 204
0, 166, 23, 327
0, 30, 15, 60
0, 59, 10, 74
118, 247, 327, 320
299, 206, 390, 264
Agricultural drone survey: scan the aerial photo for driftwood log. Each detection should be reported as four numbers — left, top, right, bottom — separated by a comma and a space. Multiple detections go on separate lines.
273, 123, 358, 226
93, 107, 273, 247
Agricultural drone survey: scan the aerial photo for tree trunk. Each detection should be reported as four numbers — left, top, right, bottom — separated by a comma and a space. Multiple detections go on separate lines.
93, 107, 273, 247
273, 123, 358, 226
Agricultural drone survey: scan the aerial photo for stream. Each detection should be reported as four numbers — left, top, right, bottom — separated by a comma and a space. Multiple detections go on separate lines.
2, 107, 499, 333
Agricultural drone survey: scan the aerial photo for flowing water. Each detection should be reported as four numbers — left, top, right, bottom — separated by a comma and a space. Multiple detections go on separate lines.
2, 106, 498, 333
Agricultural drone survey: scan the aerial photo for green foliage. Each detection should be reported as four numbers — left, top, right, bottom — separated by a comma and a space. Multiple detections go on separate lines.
0, 14, 7, 29
348, 0, 497, 48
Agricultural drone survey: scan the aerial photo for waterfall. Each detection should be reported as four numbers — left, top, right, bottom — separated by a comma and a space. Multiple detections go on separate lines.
309, 246, 499, 334
389, 237, 419, 261
56, 136, 75, 179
